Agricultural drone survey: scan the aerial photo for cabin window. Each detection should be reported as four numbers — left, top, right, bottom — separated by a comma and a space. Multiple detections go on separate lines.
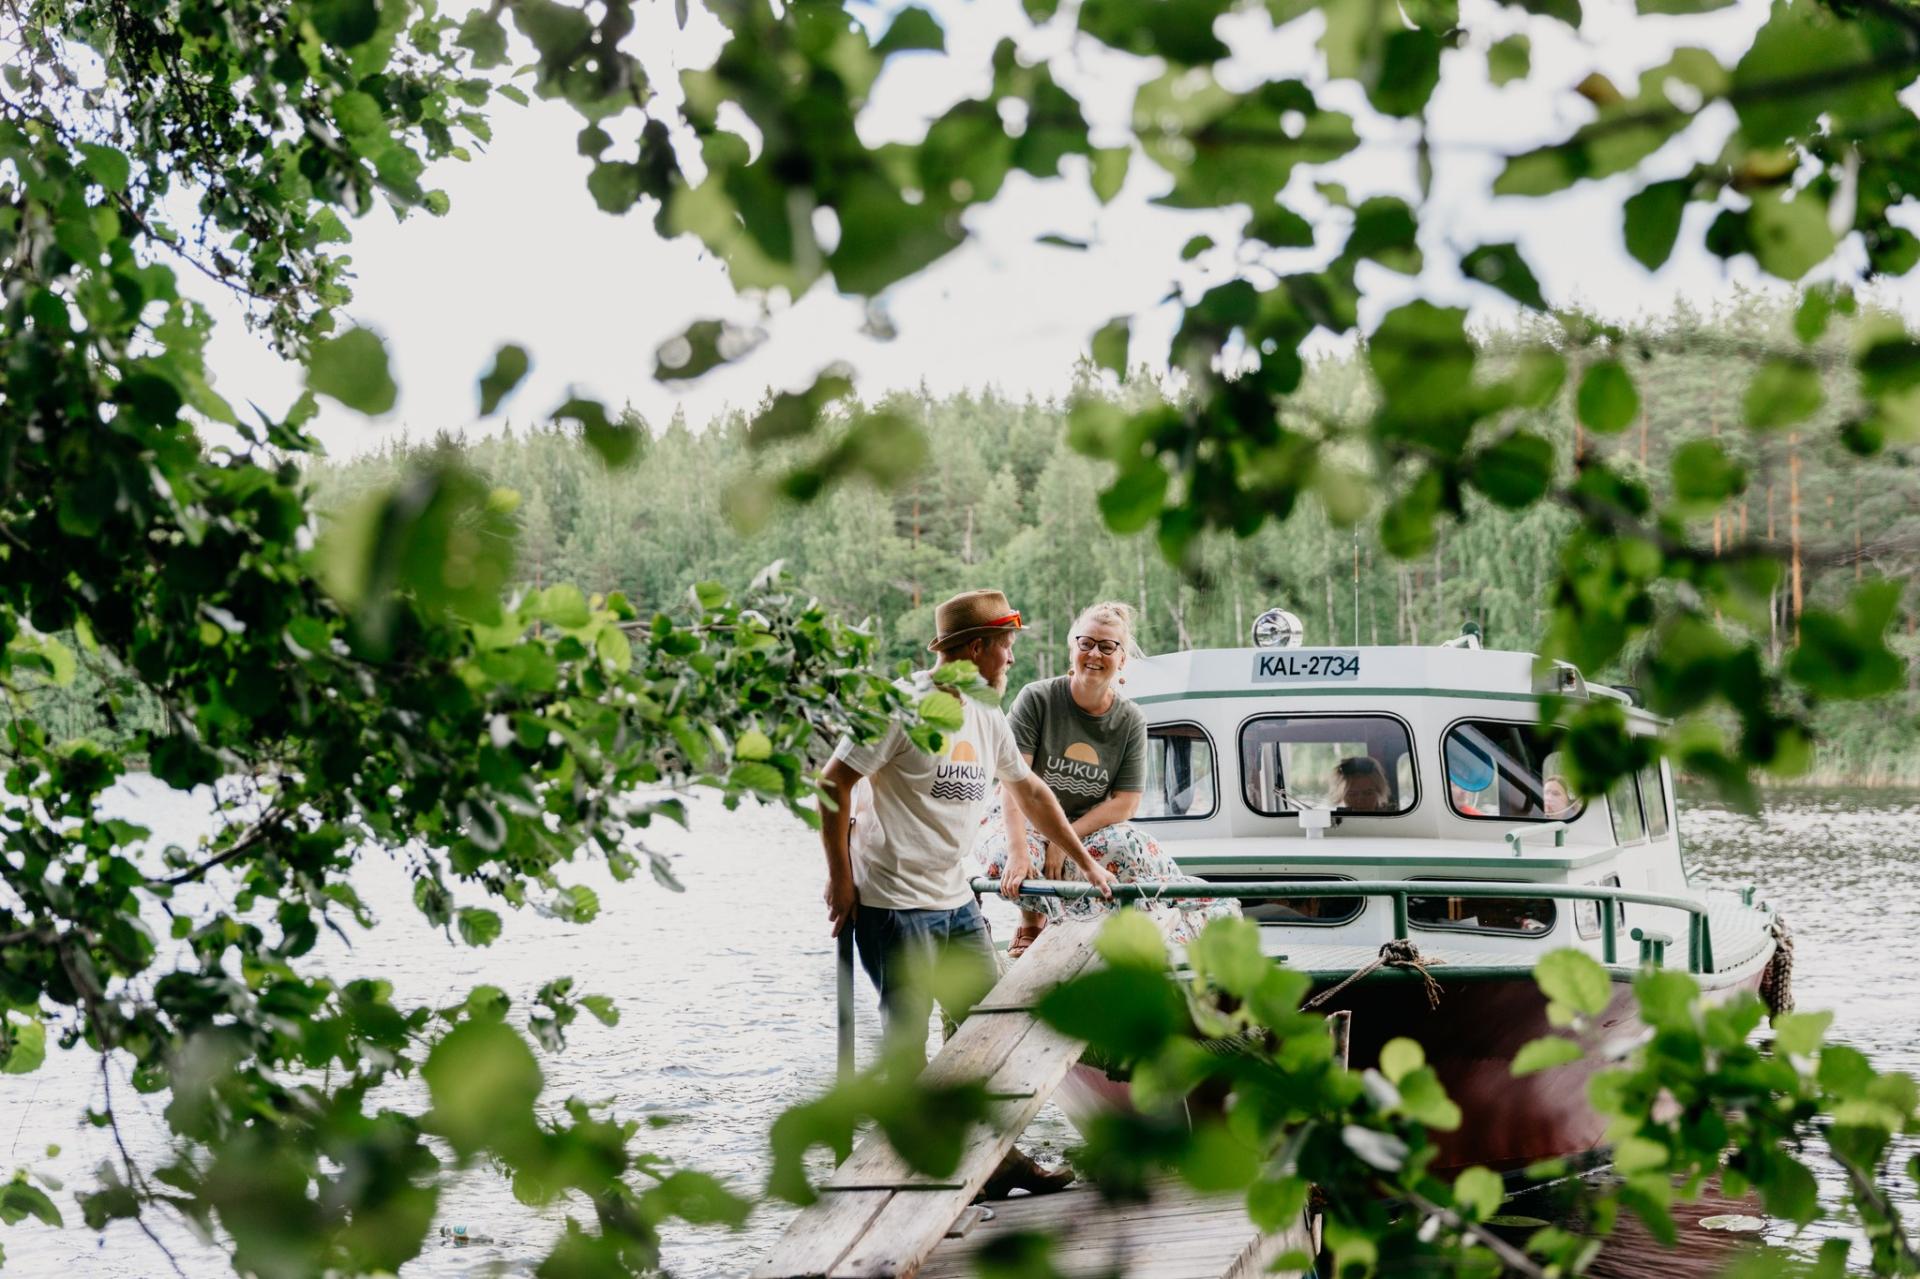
1441, 720, 1583, 822
1238, 715, 1418, 816
1608, 773, 1647, 845
1576, 874, 1626, 939
1194, 874, 1363, 926
1637, 763, 1670, 839
1138, 723, 1218, 820
1407, 879, 1557, 937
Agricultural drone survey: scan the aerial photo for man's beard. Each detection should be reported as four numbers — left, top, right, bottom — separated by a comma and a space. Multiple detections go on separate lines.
990, 668, 1009, 694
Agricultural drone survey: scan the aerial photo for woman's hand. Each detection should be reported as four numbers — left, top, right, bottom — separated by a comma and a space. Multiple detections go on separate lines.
1000, 847, 1033, 900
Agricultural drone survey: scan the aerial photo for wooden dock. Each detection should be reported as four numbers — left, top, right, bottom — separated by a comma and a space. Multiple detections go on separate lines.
919, 1179, 1312, 1279
756, 917, 1315, 1279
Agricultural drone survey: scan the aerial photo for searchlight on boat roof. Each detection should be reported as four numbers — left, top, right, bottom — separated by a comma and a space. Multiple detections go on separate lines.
1252, 608, 1305, 649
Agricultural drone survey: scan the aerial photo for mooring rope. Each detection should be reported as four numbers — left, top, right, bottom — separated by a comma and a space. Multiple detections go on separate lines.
1304, 939, 1445, 1011
1761, 913, 1795, 1020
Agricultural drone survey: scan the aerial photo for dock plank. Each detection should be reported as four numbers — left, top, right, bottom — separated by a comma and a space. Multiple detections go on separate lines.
764, 919, 1108, 1278
752, 1189, 891, 1279
916, 1179, 1313, 1279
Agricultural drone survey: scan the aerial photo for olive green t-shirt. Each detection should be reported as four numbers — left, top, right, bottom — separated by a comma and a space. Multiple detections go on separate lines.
1007, 676, 1147, 821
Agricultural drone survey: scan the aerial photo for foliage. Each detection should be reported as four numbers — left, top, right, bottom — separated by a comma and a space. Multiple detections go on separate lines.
302, 294, 1920, 785
5, 0, 1920, 1270
784, 915, 1920, 1278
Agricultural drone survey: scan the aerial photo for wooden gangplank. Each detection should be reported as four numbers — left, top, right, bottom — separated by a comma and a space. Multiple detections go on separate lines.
755, 918, 1106, 1279
919, 1177, 1314, 1279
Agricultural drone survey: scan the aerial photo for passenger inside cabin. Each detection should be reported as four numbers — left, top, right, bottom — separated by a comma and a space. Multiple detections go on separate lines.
1542, 775, 1575, 819
1332, 756, 1391, 812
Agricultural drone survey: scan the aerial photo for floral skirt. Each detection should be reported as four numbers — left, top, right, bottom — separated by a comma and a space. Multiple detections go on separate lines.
976, 799, 1239, 946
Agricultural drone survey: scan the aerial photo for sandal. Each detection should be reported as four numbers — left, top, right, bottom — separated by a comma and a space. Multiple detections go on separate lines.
1008, 920, 1046, 958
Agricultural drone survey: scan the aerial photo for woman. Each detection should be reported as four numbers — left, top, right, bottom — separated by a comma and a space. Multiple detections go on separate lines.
980, 600, 1236, 955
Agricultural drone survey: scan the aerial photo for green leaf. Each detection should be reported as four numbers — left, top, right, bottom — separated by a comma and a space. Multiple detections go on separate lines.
552, 883, 602, 924
1379, 1036, 1424, 1083
1732, 4, 1890, 148
735, 728, 774, 761
587, 161, 642, 214
1576, 360, 1638, 433
423, 1019, 542, 1158
1247, 1177, 1310, 1231
312, 0, 380, 47
457, 10, 509, 67
656, 319, 764, 382
1772, 1009, 1833, 1056
478, 343, 531, 416
1747, 192, 1836, 282
1248, 202, 1315, 248
1092, 317, 1129, 378
1787, 580, 1906, 699
1453, 1166, 1505, 1219
1037, 966, 1185, 1058
1670, 439, 1745, 506
553, 397, 642, 468
1511, 1035, 1583, 1076
77, 142, 132, 192
875, 6, 945, 54
1743, 357, 1823, 429
580, 995, 619, 1027
307, 327, 398, 415
1471, 431, 1555, 509
456, 907, 502, 948
1090, 147, 1130, 203
1460, 243, 1545, 309
1623, 179, 1688, 270
1487, 35, 1529, 86
729, 761, 786, 796
1, 1017, 46, 1074
916, 689, 965, 732
0, 1178, 62, 1227
1098, 460, 1169, 533
1534, 948, 1611, 1019
1095, 909, 1168, 971
1181, 235, 1214, 261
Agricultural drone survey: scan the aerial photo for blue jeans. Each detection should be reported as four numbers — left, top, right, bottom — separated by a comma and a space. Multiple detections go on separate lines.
852, 901, 998, 1051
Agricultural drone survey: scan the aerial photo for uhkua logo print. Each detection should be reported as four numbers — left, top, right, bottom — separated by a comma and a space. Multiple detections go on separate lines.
932, 740, 987, 802
1041, 741, 1108, 799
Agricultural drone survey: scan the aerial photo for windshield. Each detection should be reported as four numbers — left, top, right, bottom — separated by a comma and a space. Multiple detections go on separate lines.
1239, 715, 1417, 815
1442, 720, 1583, 822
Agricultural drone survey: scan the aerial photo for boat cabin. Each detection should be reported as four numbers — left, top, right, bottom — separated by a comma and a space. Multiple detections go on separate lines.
1131, 611, 1698, 966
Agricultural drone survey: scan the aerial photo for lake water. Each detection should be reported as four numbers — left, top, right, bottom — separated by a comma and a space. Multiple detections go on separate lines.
1, 781, 1916, 1276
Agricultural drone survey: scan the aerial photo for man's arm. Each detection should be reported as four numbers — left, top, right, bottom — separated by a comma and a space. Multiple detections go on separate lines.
819, 756, 864, 936
1071, 789, 1142, 840
1005, 772, 1114, 898
998, 753, 1038, 899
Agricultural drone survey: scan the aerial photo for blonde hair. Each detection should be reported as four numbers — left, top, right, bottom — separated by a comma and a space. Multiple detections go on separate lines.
1071, 600, 1145, 658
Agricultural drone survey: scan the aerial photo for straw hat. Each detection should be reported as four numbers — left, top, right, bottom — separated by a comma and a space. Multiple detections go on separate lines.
928, 589, 1024, 652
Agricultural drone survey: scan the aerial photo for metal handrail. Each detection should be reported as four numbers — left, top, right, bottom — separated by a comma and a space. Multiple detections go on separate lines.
969, 876, 1722, 974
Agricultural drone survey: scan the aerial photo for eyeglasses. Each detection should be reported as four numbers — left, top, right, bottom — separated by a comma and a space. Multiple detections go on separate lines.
1072, 635, 1121, 655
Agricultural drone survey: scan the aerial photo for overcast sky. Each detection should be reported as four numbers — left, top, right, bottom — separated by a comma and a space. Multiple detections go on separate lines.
192, 0, 1918, 458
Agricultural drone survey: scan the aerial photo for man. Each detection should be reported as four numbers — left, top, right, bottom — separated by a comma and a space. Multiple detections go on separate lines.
819, 589, 1115, 1049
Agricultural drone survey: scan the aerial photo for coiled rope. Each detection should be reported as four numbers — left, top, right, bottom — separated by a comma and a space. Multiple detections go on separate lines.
1304, 939, 1445, 1011
1761, 914, 1795, 1020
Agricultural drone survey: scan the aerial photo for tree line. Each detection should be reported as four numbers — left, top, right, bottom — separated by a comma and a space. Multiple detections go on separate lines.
283, 291, 1919, 786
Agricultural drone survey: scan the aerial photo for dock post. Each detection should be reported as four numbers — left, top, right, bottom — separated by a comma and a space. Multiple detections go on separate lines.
1391, 892, 1408, 940
1601, 899, 1617, 964
836, 928, 855, 1088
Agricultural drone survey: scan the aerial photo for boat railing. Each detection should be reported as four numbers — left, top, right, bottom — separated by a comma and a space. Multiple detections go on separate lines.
967, 876, 1718, 974
1502, 821, 1570, 853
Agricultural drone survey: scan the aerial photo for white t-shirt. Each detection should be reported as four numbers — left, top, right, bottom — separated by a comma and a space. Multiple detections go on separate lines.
831, 684, 1032, 911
